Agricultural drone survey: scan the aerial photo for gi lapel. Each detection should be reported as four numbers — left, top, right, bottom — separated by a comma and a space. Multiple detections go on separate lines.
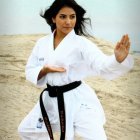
52, 30, 76, 59
46, 29, 76, 66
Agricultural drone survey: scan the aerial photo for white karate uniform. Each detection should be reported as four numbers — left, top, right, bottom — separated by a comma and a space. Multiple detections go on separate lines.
18, 30, 134, 140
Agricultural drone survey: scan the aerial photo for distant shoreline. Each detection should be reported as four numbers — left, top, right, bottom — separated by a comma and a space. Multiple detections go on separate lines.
0, 34, 139, 53
132, 51, 140, 56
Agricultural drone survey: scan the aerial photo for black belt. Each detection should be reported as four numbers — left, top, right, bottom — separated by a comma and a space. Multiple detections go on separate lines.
39, 81, 81, 140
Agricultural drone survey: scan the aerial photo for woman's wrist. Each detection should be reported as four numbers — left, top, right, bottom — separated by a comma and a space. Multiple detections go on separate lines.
42, 66, 48, 75
37, 66, 48, 81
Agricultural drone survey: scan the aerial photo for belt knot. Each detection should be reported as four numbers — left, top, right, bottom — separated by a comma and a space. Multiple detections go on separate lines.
47, 84, 62, 97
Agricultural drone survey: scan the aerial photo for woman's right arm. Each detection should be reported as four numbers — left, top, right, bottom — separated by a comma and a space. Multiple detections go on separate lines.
26, 40, 66, 86
25, 40, 44, 86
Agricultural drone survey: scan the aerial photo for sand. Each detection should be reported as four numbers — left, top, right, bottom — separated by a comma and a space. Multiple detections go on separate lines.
0, 34, 140, 140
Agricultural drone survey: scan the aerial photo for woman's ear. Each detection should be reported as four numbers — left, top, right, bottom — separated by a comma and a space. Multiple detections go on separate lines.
52, 17, 56, 23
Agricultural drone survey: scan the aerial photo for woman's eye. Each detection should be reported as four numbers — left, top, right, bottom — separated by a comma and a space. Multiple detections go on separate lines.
70, 15, 76, 19
60, 15, 66, 19
59, 15, 76, 19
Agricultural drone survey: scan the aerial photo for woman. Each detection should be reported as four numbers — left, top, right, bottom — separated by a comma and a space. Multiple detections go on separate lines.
18, 0, 134, 140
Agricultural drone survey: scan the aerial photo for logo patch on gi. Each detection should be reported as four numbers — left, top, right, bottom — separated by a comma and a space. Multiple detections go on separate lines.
39, 57, 44, 61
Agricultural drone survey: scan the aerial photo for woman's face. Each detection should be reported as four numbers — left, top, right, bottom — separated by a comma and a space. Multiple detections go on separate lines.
52, 6, 76, 36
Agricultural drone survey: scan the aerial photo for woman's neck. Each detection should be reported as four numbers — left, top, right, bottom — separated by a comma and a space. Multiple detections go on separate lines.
54, 30, 66, 40
53, 31, 66, 49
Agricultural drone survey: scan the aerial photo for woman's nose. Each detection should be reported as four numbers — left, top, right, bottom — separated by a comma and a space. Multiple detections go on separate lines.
65, 18, 71, 25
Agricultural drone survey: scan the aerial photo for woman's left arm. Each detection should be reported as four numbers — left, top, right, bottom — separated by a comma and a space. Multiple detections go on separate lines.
80, 36, 134, 80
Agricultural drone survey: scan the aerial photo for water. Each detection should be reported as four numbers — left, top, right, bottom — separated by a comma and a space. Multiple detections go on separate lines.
0, 0, 140, 52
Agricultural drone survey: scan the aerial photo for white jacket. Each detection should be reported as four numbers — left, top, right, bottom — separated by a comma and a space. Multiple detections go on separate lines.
25, 30, 134, 138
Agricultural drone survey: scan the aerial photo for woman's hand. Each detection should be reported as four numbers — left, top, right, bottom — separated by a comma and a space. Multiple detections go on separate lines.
43, 65, 66, 73
37, 65, 66, 81
114, 34, 130, 63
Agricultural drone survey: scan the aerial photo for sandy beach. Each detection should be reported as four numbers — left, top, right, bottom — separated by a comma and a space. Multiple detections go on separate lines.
0, 34, 140, 140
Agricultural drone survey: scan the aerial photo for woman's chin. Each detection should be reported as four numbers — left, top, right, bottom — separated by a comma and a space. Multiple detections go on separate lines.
63, 28, 73, 34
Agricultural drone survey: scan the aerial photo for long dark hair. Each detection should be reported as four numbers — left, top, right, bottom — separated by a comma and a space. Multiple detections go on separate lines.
40, 0, 92, 37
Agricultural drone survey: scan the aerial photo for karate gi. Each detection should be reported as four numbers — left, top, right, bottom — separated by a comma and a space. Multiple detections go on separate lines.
18, 30, 134, 140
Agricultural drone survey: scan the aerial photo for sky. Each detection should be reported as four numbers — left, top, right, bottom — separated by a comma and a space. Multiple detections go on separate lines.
0, 0, 140, 51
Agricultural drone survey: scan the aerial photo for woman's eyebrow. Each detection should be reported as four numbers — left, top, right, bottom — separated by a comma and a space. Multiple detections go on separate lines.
59, 13, 76, 16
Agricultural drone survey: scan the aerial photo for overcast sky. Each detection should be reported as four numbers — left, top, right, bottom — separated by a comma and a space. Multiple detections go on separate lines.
0, 0, 139, 51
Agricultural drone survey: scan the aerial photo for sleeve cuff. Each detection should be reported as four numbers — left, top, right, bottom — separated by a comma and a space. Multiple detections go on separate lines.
110, 54, 134, 70
26, 66, 43, 85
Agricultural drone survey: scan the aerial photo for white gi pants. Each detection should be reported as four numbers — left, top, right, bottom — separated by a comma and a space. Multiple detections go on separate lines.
18, 102, 107, 140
